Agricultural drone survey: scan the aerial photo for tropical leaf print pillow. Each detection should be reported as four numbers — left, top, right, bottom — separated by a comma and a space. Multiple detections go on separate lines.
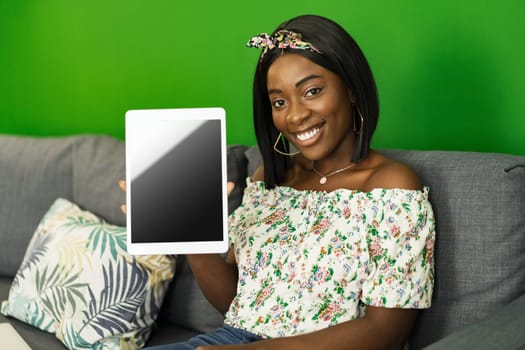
1, 198, 176, 350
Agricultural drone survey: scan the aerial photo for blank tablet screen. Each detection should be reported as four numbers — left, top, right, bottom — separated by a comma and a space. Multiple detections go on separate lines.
125, 108, 228, 255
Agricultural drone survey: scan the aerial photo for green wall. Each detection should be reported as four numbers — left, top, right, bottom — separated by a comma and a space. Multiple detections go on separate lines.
1, 1, 524, 155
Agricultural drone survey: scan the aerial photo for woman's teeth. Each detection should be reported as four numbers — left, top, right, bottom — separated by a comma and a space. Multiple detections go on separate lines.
296, 127, 320, 141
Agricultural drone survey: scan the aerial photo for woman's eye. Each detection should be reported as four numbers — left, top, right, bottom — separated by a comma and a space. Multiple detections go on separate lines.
272, 99, 286, 108
306, 88, 322, 97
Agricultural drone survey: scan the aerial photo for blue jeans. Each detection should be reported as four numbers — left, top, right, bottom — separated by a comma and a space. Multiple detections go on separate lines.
144, 325, 263, 349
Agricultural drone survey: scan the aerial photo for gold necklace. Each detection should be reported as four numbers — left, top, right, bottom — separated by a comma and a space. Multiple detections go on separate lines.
311, 161, 356, 185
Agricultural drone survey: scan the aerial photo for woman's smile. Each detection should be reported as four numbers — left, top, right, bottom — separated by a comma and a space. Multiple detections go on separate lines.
293, 124, 323, 144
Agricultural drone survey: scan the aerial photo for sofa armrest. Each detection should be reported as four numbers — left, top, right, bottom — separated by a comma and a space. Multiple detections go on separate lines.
422, 293, 525, 349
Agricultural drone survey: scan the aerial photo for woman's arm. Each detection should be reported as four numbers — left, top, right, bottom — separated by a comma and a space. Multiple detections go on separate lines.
186, 181, 239, 314
186, 248, 238, 315
200, 306, 418, 350
261, 306, 418, 350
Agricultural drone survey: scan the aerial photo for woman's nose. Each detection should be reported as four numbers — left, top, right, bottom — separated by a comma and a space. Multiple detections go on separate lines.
287, 102, 309, 124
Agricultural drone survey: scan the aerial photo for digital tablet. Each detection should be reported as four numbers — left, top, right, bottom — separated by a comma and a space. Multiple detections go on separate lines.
125, 108, 229, 255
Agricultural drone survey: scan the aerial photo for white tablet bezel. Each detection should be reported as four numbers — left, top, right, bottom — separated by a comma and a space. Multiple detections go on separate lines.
125, 107, 229, 255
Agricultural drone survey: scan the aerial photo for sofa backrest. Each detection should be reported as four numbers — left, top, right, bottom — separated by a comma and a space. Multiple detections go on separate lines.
379, 149, 525, 348
0, 135, 126, 276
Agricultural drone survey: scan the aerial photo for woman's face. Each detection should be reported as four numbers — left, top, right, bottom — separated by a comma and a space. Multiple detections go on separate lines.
267, 53, 355, 163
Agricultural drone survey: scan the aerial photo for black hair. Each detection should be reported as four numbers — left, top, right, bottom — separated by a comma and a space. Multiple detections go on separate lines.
252, 14, 379, 188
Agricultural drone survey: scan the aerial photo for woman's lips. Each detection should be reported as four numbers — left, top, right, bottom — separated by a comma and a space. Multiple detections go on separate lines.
292, 125, 323, 146
296, 127, 321, 141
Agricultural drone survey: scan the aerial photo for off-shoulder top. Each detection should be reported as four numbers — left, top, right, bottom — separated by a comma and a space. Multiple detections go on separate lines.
224, 179, 435, 338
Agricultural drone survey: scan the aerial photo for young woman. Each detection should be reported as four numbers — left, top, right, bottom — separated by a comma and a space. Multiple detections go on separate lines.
145, 14, 435, 350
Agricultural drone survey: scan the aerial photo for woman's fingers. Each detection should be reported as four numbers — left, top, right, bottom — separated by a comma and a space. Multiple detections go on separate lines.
119, 180, 126, 192
227, 182, 235, 197
119, 180, 127, 214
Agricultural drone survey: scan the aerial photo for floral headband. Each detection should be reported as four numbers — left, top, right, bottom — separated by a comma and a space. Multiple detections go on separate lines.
247, 30, 321, 60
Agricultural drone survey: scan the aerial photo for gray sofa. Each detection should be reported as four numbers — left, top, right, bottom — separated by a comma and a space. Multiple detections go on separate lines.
0, 134, 524, 349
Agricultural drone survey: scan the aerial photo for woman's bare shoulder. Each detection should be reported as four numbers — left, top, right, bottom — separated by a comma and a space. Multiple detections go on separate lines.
251, 165, 264, 182
364, 151, 422, 191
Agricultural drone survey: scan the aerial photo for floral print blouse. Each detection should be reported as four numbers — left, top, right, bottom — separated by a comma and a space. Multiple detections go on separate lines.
224, 179, 436, 338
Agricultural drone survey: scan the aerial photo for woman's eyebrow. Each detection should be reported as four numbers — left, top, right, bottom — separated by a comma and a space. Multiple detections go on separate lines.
268, 74, 322, 95
295, 74, 321, 88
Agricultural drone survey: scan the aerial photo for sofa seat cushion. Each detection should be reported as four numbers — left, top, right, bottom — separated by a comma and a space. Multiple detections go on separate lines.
145, 321, 201, 347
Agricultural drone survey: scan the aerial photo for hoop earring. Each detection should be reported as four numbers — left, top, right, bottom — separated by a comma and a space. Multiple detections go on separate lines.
353, 105, 364, 135
351, 104, 365, 163
273, 132, 300, 156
